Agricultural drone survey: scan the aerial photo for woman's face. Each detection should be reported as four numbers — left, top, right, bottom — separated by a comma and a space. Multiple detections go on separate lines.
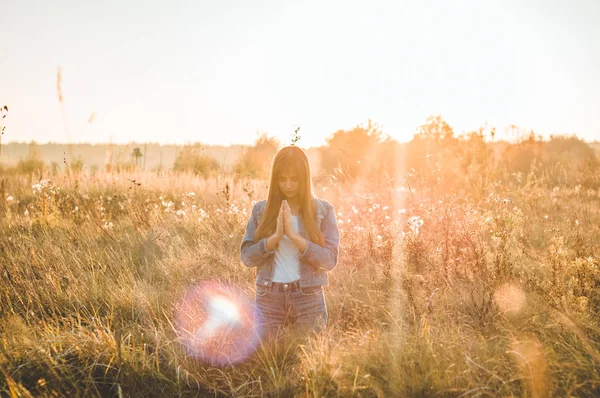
277, 170, 300, 199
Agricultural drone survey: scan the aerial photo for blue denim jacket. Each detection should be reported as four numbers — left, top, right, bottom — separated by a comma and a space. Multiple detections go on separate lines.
240, 198, 340, 288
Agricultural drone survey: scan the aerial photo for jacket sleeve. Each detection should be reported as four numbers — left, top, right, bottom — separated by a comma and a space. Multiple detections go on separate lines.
298, 201, 340, 272
240, 202, 276, 268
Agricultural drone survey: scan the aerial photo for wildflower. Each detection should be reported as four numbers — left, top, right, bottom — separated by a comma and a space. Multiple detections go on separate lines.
24, 209, 30, 216
575, 219, 580, 226
544, 215, 548, 220
186, 192, 196, 198
352, 206, 358, 214
373, 204, 380, 209
337, 211, 343, 217
385, 216, 390, 220
6, 195, 13, 202
383, 206, 389, 211
338, 219, 344, 226
406, 216, 424, 235
176, 210, 186, 217
399, 209, 406, 215
103, 221, 114, 229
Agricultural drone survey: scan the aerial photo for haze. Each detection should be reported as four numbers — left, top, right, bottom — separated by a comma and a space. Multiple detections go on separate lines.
2, 0, 599, 147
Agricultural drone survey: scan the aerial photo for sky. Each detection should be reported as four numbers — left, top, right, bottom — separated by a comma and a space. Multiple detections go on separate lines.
1, 0, 599, 148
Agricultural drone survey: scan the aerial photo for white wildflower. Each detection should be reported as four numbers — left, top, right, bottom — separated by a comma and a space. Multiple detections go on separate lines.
406, 216, 424, 235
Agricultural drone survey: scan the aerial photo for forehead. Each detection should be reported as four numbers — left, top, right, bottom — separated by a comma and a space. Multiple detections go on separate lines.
278, 169, 299, 178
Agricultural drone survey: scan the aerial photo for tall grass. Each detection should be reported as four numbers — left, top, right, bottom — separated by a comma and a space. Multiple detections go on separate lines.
0, 168, 598, 397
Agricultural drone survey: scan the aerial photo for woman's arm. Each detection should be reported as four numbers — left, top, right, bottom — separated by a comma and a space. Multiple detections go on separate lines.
295, 201, 340, 272
240, 202, 278, 268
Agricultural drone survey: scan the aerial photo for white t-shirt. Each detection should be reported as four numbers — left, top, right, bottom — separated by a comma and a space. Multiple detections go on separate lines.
272, 216, 301, 282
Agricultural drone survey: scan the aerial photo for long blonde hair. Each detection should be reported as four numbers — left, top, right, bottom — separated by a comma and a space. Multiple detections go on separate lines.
254, 146, 325, 247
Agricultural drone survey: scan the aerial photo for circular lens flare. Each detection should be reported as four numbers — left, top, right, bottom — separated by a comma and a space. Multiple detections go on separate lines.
174, 281, 260, 366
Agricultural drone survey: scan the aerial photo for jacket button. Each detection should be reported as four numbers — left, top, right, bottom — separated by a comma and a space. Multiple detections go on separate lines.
264, 281, 268, 286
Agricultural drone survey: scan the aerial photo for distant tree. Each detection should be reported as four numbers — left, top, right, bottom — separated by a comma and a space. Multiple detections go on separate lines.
132, 147, 143, 169
405, 115, 462, 190
319, 119, 392, 183
233, 133, 280, 180
173, 143, 220, 176
501, 134, 598, 187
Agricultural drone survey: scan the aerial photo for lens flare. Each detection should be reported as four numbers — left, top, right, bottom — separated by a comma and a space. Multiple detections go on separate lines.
174, 280, 260, 366
494, 283, 526, 315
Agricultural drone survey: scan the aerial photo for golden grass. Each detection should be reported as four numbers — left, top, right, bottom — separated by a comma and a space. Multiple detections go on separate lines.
0, 170, 599, 397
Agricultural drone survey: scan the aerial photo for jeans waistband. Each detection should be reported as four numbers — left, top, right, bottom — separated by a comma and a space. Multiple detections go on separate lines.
270, 280, 301, 292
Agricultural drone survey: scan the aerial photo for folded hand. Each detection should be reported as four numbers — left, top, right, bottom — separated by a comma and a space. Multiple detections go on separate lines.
282, 200, 297, 239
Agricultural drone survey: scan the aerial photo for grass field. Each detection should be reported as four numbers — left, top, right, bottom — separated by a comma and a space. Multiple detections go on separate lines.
0, 170, 599, 397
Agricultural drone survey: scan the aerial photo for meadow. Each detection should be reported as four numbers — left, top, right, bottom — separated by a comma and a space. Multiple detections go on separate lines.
0, 166, 599, 397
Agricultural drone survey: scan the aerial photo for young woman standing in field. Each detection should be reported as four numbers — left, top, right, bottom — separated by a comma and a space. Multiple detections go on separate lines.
240, 146, 340, 339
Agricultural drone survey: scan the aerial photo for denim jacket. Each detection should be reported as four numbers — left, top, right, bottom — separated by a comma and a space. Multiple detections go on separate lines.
240, 198, 340, 288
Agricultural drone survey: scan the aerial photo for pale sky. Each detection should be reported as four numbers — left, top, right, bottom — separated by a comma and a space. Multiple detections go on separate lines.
1, 0, 599, 148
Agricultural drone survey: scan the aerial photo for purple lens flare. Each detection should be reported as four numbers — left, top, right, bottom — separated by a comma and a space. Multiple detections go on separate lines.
174, 280, 261, 366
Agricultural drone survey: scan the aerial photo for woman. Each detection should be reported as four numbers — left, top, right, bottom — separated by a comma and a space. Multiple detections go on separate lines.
240, 146, 340, 339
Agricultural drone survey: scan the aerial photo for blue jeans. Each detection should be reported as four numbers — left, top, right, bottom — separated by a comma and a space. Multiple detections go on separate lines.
253, 280, 328, 339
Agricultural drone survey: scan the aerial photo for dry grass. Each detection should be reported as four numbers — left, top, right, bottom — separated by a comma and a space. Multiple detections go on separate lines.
0, 169, 599, 397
